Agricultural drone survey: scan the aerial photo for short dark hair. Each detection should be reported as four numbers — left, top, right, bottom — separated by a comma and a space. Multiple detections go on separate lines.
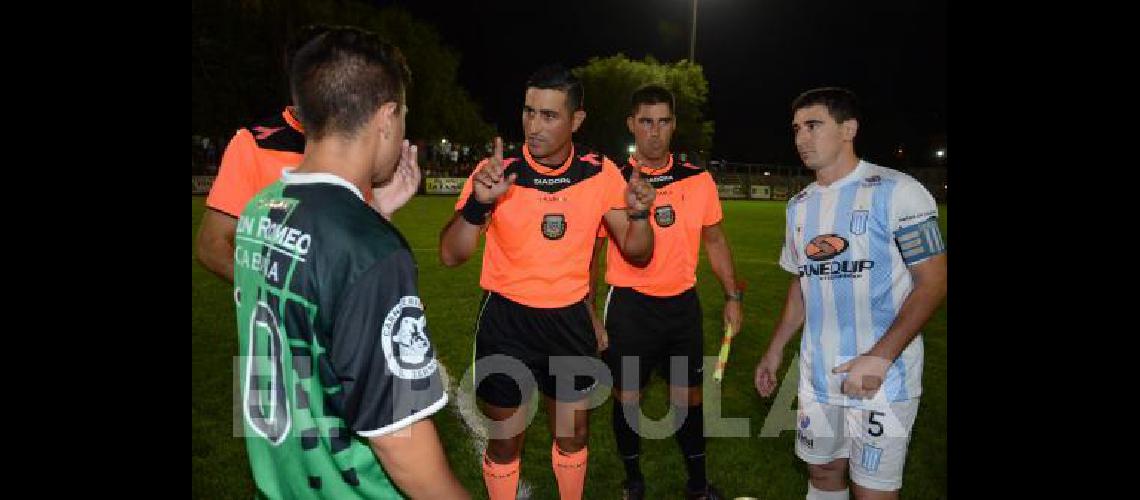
289, 26, 411, 141
525, 64, 583, 112
629, 84, 675, 116
791, 87, 860, 124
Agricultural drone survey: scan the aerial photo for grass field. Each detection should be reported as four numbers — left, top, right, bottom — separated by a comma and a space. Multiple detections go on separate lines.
192, 195, 947, 499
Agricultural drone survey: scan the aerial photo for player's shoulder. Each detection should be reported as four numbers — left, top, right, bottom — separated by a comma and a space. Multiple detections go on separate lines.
287, 184, 399, 248
241, 108, 305, 154
316, 207, 413, 293
336, 207, 403, 252
670, 152, 711, 183
572, 143, 610, 170
860, 161, 923, 191
788, 185, 815, 210
859, 162, 938, 219
325, 211, 409, 278
674, 152, 706, 172
244, 108, 288, 130
570, 143, 619, 182
239, 179, 287, 215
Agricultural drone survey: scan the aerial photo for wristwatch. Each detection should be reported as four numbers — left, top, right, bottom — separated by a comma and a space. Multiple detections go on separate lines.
628, 209, 650, 220
725, 290, 744, 302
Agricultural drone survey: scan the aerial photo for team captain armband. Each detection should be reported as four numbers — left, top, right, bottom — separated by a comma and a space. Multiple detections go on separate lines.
893, 216, 945, 265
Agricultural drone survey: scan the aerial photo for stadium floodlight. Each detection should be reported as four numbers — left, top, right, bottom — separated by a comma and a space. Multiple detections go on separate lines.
441, 138, 448, 144
935, 149, 946, 158
764, 171, 771, 176
689, 0, 700, 63
627, 144, 636, 154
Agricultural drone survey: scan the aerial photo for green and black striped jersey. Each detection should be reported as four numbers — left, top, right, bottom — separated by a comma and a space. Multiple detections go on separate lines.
233, 171, 446, 499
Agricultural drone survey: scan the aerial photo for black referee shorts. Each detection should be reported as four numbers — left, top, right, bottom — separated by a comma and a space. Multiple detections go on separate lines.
473, 292, 602, 408
602, 286, 704, 392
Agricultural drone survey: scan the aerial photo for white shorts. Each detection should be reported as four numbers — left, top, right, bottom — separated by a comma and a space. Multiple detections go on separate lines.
794, 396, 921, 491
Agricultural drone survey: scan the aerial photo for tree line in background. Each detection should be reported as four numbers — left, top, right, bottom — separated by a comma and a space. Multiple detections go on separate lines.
192, 0, 714, 165
193, 0, 493, 147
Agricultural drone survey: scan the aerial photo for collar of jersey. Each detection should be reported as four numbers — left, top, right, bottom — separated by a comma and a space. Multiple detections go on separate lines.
808, 159, 869, 194
280, 168, 364, 201
522, 143, 575, 176
283, 106, 305, 133
629, 152, 673, 176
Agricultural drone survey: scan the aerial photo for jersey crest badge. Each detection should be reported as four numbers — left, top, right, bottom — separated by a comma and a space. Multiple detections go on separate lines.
542, 213, 567, 240
654, 205, 676, 227
850, 210, 869, 235
381, 296, 438, 380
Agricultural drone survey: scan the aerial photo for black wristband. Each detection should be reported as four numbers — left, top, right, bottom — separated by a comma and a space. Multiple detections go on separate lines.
460, 197, 494, 225
628, 209, 650, 221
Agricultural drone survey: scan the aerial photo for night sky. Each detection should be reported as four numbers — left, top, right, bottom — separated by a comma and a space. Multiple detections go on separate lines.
385, 0, 946, 165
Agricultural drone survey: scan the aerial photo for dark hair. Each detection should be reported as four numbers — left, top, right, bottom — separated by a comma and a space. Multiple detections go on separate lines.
289, 26, 411, 141
629, 84, 675, 116
791, 87, 860, 124
525, 64, 584, 112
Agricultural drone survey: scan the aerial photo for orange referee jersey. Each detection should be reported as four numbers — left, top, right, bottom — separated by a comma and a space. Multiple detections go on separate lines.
601, 153, 723, 297
206, 107, 305, 217
456, 143, 627, 308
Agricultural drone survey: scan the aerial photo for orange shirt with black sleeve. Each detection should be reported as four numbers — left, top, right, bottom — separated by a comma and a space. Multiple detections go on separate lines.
206, 107, 305, 217
455, 144, 627, 308
601, 153, 723, 297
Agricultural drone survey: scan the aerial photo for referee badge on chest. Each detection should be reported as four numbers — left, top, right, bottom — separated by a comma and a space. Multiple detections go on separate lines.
654, 205, 676, 227
542, 213, 567, 240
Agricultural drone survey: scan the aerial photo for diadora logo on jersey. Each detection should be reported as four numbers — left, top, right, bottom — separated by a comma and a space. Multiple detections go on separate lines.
533, 177, 572, 186
805, 234, 849, 261
542, 213, 567, 240
252, 126, 284, 140
381, 296, 438, 380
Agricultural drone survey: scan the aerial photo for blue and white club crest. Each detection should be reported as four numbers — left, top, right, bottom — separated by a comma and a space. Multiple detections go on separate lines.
850, 210, 869, 235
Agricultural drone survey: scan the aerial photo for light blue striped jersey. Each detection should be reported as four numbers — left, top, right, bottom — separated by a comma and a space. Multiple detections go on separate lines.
779, 160, 944, 407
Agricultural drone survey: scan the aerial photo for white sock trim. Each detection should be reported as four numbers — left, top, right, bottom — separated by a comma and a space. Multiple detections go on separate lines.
807, 482, 850, 500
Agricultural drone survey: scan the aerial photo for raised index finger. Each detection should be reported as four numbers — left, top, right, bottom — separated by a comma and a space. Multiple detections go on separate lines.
487, 136, 504, 179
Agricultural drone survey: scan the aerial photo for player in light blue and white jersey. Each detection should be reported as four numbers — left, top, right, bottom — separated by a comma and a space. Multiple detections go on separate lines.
754, 87, 947, 500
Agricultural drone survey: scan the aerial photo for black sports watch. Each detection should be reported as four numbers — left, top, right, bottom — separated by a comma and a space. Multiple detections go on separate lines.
628, 209, 650, 220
